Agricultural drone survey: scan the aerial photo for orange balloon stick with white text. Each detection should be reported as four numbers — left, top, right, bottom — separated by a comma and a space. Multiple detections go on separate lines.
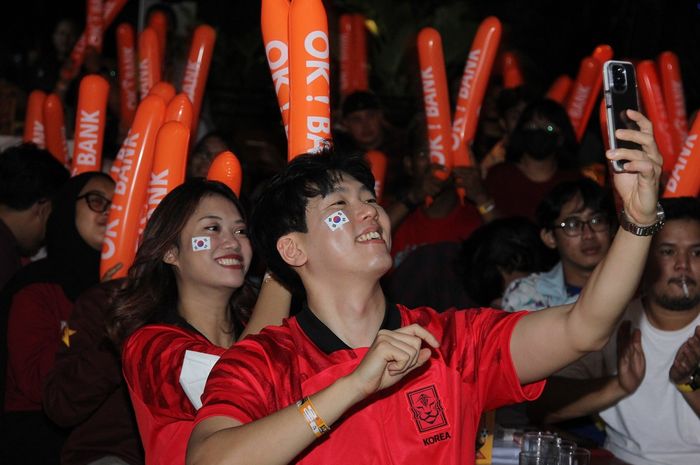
143, 121, 189, 222
451, 17, 501, 167
43, 94, 69, 165
116, 23, 137, 132
149, 81, 176, 104
287, 0, 332, 160
165, 93, 193, 129
138, 28, 161, 99
546, 75, 573, 104
101, 96, 166, 278
65, 0, 128, 80
637, 60, 675, 172
502, 51, 524, 89
148, 10, 168, 68
207, 151, 243, 197
262, 0, 291, 136
23, 90, 46, 148
182, 25, 216, 141
663, 116, 700, 198
72, 75, 109, 175
86, 0, 104, 53
365, 150, 387, 203
658, 51, 689, 158
566, 56, 601, 141
418, 27, 453, 177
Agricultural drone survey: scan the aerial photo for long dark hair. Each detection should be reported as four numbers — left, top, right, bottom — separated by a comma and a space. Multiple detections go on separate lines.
108, 179, 255, 346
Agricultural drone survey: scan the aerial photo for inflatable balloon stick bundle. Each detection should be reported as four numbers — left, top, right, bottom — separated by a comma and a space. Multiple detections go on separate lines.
207, 151, 243, 198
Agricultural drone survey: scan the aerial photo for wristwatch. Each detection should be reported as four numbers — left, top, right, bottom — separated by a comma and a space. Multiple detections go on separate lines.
676, 365, 700, 393
619, 202, 665, 236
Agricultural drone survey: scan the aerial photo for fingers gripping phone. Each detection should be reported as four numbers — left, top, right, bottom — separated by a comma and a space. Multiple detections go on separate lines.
603, 60, 642, 172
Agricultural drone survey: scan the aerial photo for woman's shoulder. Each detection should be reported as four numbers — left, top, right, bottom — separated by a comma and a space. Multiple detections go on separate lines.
124, 323, 219, 357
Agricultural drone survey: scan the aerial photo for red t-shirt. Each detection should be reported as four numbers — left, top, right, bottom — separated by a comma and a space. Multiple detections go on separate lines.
391, 204, 482, 268
196, 304, 544, 465
122, 324, 225, 465
484, 162, 581, 221
5, 282, 73, 411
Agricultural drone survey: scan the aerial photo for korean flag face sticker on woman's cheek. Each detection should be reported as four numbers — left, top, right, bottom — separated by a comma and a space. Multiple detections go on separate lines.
191, 236, 211, 251
324, 210, 349, 231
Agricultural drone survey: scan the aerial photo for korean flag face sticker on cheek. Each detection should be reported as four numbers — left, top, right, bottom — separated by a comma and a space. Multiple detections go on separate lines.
191, 236, 211, 251
324, 210, 349, 231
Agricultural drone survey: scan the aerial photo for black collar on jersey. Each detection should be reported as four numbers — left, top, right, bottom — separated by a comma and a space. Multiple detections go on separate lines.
296, 300, 402, 354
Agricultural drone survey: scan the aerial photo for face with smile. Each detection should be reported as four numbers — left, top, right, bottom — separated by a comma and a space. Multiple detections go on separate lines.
75, 176, 115, 251
166, 194, 252, 291
290, 175, 392, 281
544, 192, 612, 274
644, 219, 700, 311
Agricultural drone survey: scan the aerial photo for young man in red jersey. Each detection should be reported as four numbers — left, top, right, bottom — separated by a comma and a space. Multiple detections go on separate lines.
187, 111, 663, 465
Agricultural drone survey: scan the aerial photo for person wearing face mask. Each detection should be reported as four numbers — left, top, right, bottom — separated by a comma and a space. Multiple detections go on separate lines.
107, 179, 290, 465
2, 172, 116, 465
484, 99, 582, 221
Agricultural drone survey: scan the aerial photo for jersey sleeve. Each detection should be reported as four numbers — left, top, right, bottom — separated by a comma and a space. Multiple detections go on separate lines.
122, 325, 225, 421
196, 334, 290, 426
449, 308, 546, 411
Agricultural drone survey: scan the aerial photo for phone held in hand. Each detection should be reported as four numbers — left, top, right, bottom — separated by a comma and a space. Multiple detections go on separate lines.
603, 60, 642, 172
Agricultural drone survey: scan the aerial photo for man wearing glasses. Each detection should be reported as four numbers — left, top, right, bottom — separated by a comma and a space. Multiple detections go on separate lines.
502, 178, 615, 312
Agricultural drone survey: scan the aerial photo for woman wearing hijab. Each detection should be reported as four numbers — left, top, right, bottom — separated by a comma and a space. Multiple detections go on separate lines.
2, 171, 115, 465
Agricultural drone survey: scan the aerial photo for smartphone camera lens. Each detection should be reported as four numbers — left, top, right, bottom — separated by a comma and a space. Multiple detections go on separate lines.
612, 65, 627, 93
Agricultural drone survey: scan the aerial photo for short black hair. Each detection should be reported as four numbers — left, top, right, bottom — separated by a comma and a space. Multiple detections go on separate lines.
341, 91, 381, 118
536, 178, 615, 231
660, 197, 700, 223
251, 147, 375, 293
457, 217, 554, 306
506, 98, 578, 168
0, 143, 70, 210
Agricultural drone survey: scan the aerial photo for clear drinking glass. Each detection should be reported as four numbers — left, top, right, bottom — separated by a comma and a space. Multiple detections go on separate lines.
521, 431, 558, 457
557, 447, 591, 465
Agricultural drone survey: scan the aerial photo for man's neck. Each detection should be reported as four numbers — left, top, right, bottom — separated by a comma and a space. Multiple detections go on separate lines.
517, 155, 558, 182
642, 297, 700, 331
561, 262, 593, 289
305, 278, 386, 348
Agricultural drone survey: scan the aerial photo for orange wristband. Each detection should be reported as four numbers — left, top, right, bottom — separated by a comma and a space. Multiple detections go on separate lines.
297, 396, 330, 437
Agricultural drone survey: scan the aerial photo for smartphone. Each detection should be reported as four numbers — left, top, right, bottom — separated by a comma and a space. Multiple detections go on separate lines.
603, 60, 641, 172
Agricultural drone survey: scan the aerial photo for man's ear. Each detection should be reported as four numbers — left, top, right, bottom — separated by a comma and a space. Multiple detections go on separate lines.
34, 199, 52, 221
276, 234, 307, 267
163, 246, 178, 266
540, 228, 558, 250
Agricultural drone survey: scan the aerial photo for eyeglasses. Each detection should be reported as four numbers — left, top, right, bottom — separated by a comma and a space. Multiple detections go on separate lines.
77, 192, 112, 213
554, 214, 610, 237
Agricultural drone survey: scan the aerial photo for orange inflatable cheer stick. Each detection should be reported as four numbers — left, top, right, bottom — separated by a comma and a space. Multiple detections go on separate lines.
637, 60, 675, 173
664, 116, 700, 198
165, 93, 193, 129
101, 96, 166, 278
658, 51, 689, 158
262, 0, 291, 136
592, 44, 613, 65
23, 90, 46, 148
288, 0, 332, 160
148, 9, 168, 66
451, 17, 501, 164
339, 14, 354, 98
117, 23, 137, 132
351, 14, 368, 93
65, 0, 128, 80
138, 28, 161, 99
502, 51, 524, 89
43, 94, 69, 165
86, 0, 104, 53
182, 25, 216, 140
365, 150, 387, 203
546, 75, 573, 104
72, 75, 109, 176
566, 56, 601, 141
207, 151, 243, 197
417, 27, 453, 177
143, 121, 189, 222
149, 81, 176, 104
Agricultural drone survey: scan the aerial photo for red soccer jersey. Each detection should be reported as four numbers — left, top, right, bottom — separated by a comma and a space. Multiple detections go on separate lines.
197, 304, 544, 465
122, 324, 226, 465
